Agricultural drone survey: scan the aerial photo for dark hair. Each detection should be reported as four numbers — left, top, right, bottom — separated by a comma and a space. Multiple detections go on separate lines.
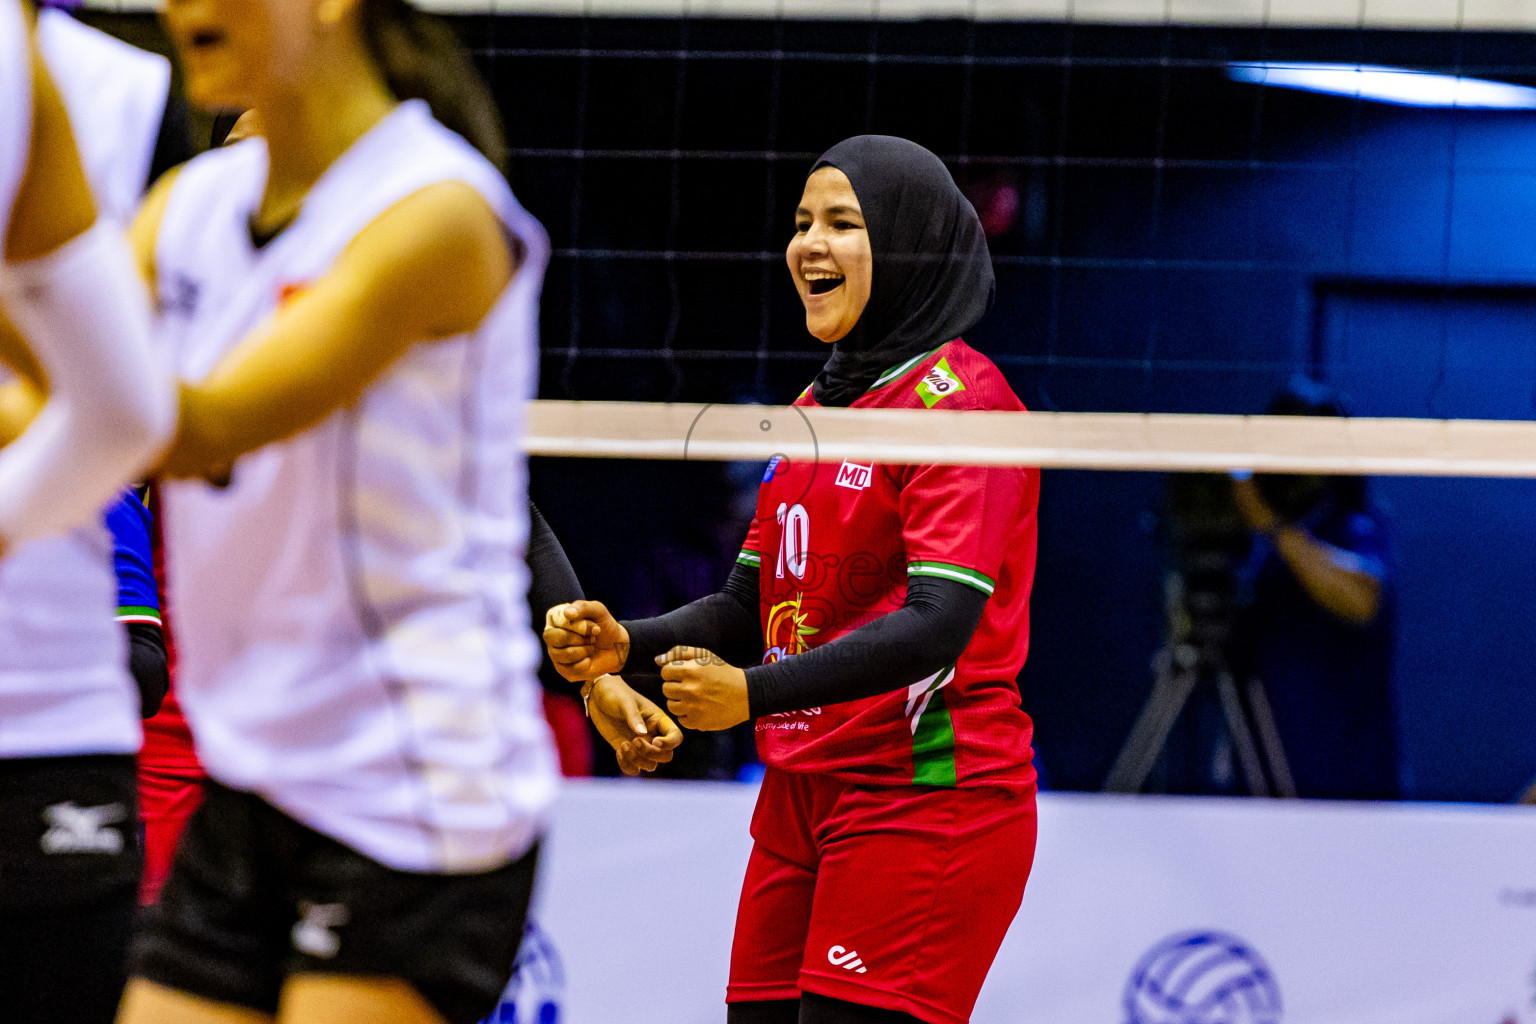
360, 0, 507, 174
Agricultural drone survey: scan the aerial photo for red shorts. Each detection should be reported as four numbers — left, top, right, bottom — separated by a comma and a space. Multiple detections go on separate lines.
137, 761, 205, 905
727, 768, 1037, 1024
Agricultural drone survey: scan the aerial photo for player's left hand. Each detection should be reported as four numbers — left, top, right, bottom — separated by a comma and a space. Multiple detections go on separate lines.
658, 646, 750, 732
585, 674, 682, 776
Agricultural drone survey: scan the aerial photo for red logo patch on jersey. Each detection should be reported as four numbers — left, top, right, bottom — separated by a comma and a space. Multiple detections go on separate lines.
835, 460, 873, 491
276, 281, 311, 307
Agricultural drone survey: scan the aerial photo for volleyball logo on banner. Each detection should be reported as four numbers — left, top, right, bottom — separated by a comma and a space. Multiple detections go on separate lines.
1123, 930, 1283, 1024
484, 921, 564, 1024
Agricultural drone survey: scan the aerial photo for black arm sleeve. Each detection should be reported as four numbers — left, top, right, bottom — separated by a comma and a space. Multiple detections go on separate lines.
126, 621, 169, 719
527, 501, 585, 692
743, 576, 989, 719
620, 560, 763, 675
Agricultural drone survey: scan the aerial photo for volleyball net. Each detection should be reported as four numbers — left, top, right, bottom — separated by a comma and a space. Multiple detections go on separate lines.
83, 0, 1536, 425
462, 0, 1536, 527
460, 0, 1536, 800
73, 0, 1536, 798
442, 0, 1536, 421
524, 400, 1536, 476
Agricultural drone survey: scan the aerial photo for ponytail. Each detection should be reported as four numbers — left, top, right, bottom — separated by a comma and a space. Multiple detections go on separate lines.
361, 0, 508, 174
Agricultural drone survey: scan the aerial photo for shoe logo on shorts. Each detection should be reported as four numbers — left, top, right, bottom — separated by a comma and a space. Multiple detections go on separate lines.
292, 902, 349, 960
827, 945, 868, 974
39, 801, 125, 854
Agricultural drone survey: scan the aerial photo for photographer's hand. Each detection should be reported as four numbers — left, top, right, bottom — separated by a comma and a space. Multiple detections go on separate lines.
1232, 477, 1380, 625
1232, 476, 1280, 535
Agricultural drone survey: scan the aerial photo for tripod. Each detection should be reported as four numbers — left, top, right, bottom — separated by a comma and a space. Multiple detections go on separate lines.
1104, 598, 1296, 798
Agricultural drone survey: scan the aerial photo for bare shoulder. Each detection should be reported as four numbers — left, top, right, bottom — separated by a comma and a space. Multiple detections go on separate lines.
340, 180, 519, 338
351, 180, 516, 278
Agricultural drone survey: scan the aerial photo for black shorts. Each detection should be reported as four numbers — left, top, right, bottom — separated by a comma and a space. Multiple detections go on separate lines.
0, 754, 142, 1024
131, 781, 540, 1024
0, 753, 142, 908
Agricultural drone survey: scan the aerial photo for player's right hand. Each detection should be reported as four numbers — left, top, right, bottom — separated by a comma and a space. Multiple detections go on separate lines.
586, 674, 682, 776
543, 599, 629, 682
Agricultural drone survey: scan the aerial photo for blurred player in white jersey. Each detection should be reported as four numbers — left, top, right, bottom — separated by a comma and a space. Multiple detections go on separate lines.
28, 0, 195, 906
0, 2, 175, 1021
117, 2, 561, 1022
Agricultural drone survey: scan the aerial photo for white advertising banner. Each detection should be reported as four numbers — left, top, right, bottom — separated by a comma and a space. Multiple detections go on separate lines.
488, 780, 1536, 1024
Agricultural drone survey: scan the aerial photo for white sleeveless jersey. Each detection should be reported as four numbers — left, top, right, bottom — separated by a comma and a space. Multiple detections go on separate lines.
154, 101, 558, 873
37, 9, 170, 226
0, 525, 136, 758
0, 1, 139, 761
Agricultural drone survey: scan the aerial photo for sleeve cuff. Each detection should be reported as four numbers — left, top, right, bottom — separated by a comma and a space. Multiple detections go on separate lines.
116, 605, 162, 626
744, 663, 772, 720
907, 560, 995, 596
619, 617, 666, 669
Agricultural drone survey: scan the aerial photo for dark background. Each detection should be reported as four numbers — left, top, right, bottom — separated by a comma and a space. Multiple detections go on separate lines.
95, 12, 1536, 800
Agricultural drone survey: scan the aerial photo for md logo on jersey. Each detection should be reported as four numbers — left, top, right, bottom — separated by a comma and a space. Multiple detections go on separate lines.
835, 460, 873, 491
915, 357, 966, 408
1123, 930, 1282, 1024
484, 921, 565, 1024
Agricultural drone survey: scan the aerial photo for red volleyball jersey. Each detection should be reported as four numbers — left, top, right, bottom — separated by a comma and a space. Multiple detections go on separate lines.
742, 340, 1038, 790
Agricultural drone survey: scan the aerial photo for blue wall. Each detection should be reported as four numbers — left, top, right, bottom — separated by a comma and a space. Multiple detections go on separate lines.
1014, 99, 1536, 801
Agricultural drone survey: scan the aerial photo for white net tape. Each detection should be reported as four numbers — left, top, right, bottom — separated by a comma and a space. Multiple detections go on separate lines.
524, 401, 1536, 476
79, 0, 1536, 30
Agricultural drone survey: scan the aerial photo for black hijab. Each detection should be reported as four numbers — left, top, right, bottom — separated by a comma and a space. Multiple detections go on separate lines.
808, 136, 995, 407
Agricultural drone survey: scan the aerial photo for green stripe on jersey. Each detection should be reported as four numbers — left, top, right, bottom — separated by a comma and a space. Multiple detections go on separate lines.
736, 549, 762, 568
908, 561, 995, 595
116, 605, 161, 625
868, 345, 943, 392
912, 689, 958, 788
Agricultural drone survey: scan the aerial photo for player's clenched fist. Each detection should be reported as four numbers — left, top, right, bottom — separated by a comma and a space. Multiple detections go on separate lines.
543, 600, 629, 682
658, 645, 750, 732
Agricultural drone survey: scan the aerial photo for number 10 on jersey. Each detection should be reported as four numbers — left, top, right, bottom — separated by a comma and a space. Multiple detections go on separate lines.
776, 503, 809, 580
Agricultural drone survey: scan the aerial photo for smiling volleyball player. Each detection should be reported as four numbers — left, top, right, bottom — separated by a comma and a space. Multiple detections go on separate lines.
546, 135, 1040, 1024
114, 0, 559, 1021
